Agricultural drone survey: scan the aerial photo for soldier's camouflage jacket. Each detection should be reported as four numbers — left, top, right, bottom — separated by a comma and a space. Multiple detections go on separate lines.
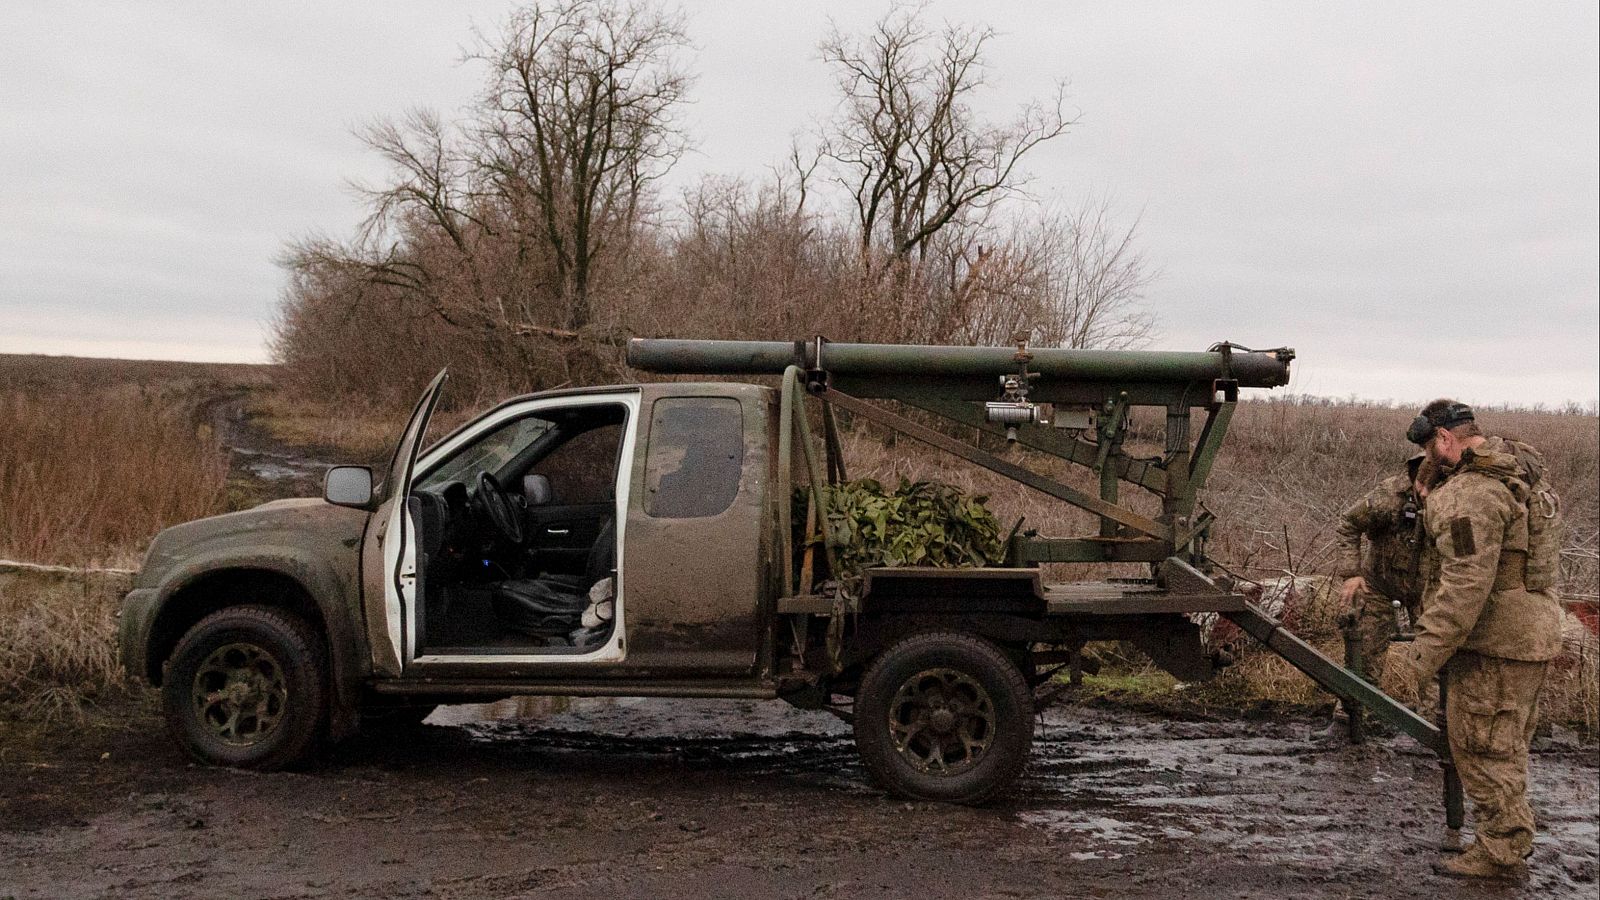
1409, 437, 1565, 680
1335, 473, 1425, 606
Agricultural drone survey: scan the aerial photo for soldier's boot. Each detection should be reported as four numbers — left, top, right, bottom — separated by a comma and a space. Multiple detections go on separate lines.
1431, 843, 1527, 881
1437, 826, 1463, 854
1318, 710, 1350, 744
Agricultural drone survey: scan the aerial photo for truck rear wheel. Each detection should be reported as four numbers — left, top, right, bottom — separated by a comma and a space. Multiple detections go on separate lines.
161, 605, 326, 770
853, 631, 1033, 805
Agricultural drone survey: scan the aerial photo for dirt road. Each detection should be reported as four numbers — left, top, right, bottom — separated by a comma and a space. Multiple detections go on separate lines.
201, 393, 344, 502
2, 698, 1594, 899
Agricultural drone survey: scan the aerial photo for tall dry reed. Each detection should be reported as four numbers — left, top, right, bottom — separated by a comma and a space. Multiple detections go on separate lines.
0, 567, 133, 721
0, 386, 230, 567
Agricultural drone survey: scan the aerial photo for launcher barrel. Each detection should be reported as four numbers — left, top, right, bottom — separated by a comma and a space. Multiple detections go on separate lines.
627, 338, 1293, 389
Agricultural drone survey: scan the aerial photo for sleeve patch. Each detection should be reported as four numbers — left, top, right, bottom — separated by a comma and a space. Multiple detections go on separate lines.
1449, 516, 1476, 556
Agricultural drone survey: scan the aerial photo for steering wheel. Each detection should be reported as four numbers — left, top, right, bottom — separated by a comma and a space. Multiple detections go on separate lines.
476, 471, 526, 545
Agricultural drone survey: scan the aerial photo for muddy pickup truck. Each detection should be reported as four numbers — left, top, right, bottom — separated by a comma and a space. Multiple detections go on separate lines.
121, 338, 1447, 806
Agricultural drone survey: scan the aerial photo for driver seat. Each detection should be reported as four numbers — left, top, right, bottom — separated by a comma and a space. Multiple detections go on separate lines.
491, 517, 616, 639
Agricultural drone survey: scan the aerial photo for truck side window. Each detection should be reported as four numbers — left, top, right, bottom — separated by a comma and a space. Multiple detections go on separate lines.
644, 398, 743, 518
531, 423, 623, 504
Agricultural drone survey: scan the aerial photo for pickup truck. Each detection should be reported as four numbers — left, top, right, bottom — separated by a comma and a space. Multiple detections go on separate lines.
120, 338, 1443, 805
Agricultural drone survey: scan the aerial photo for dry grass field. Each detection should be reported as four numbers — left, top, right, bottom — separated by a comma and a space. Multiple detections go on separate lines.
0, 355, 266, 718
1, 355, 1595, 732
0, 354, 269, 566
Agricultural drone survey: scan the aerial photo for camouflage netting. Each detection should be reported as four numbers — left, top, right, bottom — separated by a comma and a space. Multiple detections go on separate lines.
794, 478, 1008, 576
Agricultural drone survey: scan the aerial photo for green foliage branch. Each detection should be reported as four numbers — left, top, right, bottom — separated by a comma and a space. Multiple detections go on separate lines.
794, 477, 1006, 575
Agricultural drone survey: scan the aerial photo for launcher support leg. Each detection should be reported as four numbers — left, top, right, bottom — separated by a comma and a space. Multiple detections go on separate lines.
1438, 673, 1465, 853
1225, 604, 1469, 854
1341, 621, 1365, 744
1223, 605, 1442, 750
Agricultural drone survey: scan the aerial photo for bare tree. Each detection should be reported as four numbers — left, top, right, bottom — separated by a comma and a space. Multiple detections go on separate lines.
819, 4, 1072, 272
330, 109, 500, 332
960, 199, 1156, 350
273, 1, 1158, 407
472, 0, 692, 330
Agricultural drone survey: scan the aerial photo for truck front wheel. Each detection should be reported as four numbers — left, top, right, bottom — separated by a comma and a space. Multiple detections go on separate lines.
161, 605, 327, 770
853, 631, 1033, 804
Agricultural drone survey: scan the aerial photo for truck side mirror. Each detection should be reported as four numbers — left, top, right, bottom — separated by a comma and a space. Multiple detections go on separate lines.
324, 466, 374, 509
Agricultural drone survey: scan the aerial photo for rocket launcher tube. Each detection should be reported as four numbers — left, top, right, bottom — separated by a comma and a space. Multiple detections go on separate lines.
626, 338, 1293, 389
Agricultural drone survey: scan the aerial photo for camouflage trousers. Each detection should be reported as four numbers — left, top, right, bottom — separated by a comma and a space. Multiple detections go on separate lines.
1348, 584, 1410, 677
1445, 651, 1549, 867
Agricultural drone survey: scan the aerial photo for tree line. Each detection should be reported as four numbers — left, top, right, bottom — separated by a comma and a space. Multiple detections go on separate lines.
272, 1, 1155, 407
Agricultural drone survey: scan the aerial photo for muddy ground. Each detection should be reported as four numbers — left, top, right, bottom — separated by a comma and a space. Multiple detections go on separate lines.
2, 697, 1595, 899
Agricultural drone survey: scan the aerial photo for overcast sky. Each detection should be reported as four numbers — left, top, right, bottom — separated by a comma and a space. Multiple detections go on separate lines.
2, 1, 1595, 406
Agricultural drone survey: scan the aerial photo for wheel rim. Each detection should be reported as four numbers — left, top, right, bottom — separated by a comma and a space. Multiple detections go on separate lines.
887, 667, 996, 775
191, 642, 289, 746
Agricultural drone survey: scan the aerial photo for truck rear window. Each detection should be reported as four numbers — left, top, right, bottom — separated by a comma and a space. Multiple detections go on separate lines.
644, 397, 743, 518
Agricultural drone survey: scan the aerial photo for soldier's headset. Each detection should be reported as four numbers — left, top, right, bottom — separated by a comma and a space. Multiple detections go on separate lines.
1405, 402, 1474, 446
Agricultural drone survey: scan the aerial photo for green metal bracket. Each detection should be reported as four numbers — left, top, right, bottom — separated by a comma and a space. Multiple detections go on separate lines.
783, 367, 839, 591
1095, 394, 1130, 538
897, 396, 1168, 495
819, 386, 1173, 542
1188, 399, 1236, 493
1092, 393, 1129, 476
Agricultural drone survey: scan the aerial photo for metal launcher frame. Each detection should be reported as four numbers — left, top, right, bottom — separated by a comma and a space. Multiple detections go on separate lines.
633, 335, 1294, 570
628, 336, 1463, 836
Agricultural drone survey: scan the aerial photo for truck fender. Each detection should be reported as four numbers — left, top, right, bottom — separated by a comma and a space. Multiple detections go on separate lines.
140, 545, 367, 739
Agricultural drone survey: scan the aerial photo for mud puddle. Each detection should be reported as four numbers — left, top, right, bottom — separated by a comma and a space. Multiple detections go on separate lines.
201, 393, 340, 499
432, 697, 865, 785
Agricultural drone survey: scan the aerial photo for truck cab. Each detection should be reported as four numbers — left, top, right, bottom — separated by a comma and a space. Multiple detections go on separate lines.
121, 376, 795, 759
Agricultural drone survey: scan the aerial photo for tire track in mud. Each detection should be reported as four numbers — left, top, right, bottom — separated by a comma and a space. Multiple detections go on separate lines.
199, 392, 340, 502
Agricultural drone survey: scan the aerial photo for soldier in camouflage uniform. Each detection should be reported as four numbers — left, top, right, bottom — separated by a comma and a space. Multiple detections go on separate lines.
1335, 453, 1431, 686
1403, 400, 1565, 881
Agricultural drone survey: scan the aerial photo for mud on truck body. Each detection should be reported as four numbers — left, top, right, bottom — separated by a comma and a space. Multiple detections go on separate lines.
120, 338, 1461, 814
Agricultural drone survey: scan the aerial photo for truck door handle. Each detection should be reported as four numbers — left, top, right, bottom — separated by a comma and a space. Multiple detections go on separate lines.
546, 528, 570, 536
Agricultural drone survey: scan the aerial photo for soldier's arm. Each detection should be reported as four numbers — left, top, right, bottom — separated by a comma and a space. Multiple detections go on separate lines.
1334, 495, 1373, 578
1409, 478, 1512, 679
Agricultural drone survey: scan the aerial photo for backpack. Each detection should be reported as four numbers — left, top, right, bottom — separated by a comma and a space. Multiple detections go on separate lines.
1498, 439, 1565, 592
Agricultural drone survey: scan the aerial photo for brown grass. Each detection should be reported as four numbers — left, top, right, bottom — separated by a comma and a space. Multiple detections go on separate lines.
248, 389, 407, 467
0, 566, 134, 722
0, 383, 232, 569
0, 355, 257, 719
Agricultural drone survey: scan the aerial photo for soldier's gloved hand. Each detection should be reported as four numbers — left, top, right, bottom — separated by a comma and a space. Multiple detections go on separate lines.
1403, 645, 1433, 697
1339, 576, 1366, 607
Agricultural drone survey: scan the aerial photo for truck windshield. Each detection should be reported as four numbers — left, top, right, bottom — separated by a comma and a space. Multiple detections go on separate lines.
415, 415, 555, 492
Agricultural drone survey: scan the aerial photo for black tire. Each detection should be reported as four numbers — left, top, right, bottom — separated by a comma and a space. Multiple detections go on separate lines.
161, 605, 327, 770
853, 631, 1033, 805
